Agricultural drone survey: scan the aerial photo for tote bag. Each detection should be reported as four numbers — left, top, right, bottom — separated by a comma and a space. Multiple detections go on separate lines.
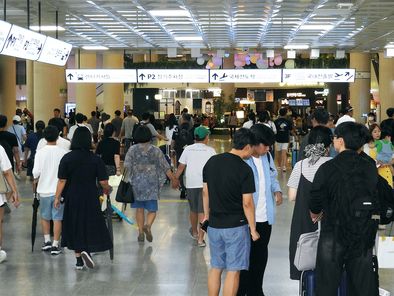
115, 169, 134, 203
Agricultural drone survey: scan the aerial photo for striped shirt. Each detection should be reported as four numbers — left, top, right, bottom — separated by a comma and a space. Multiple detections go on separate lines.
287, 157, 332, 189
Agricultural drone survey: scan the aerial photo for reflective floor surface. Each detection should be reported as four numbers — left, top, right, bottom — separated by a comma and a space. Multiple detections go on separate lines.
1, 135, 393, 296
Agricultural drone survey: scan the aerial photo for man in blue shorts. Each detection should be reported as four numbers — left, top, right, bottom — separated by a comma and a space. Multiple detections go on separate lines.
202, 128, 260, 296
33, 126, 68, 255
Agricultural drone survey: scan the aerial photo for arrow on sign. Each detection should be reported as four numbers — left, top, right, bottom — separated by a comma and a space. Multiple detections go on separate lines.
212, 73, 219, 80
345, 72, 350, 76
67, 73, 74, 80
139, 73, 146, 81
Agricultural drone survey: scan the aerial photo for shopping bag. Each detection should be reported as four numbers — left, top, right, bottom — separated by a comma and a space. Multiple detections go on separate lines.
377, 236, 394, 268
115, 169, 134, 204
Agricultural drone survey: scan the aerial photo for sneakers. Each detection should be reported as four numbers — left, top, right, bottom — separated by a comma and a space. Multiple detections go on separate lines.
137, 233, 145, 242
197, 240, 206, 247
143, 225, 153, 242
41, 241, 52, 251
51, 245, 62, 256
75, 257, 84, 270
0, 250, 7, 263
81, 251, 95, 269
189, 227, 198, 240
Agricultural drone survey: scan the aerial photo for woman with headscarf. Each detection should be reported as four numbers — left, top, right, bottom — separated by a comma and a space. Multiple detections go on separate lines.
287, 126, 332, 280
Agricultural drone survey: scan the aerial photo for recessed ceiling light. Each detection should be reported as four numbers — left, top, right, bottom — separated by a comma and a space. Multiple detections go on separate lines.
299, 25, 334, 31
284, 44, 309, 49
82, 45, 109, 50
174, 36, 203, 41
149, 10, 191, 17
30, 25, 65, 31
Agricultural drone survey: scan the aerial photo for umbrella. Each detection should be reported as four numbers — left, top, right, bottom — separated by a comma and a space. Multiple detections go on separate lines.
111, 204, 134, 225
105, 195, 114, 260
31, 193, 40, 252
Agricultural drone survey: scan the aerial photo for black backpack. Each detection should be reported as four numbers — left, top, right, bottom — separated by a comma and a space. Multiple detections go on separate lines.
174, 125, 194, 154
376, 175, 394, 225
331, 157, 378, 257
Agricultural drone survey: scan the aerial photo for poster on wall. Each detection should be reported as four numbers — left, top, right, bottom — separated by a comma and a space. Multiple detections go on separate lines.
266, 90, 274, 102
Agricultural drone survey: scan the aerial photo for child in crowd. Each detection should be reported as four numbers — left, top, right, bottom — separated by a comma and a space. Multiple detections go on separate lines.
375, 128, 394, 177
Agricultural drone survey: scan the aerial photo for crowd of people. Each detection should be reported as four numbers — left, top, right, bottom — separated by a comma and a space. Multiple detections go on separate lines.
0, 104, 393, 296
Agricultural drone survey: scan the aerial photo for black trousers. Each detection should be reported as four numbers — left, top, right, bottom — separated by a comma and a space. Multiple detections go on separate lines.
237, 222, 272, 296
229, 126, 237, 138
315, 232, 379, 296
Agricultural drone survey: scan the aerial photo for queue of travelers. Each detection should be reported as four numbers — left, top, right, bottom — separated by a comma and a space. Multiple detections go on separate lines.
0, 105, 393, 296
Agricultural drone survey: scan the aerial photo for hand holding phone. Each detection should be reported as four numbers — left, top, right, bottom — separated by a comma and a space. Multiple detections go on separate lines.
200, 220, 209, 232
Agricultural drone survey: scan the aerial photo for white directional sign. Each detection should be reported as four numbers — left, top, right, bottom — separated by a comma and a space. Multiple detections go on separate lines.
209, 69, 282, 83
38, 36, 72, 66
137, 69, 208, 83
0, 20, 12, 52
66, 69, 137, 83
282, 69, 355, 83
1, 24, 46, 60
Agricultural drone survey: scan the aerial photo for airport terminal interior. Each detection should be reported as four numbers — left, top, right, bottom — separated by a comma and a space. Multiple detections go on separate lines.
1, 0, 394, 295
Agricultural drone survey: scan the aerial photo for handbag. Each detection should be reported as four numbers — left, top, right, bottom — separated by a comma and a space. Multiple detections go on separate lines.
0, 173, 10, 194
294, 222, 320, 271
115, 169, 134, 203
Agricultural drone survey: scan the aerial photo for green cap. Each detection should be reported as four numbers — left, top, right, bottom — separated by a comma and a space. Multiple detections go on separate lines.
194, 126, 210, 140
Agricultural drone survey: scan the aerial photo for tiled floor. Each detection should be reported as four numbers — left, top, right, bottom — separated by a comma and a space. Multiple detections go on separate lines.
0, 135, 393, 295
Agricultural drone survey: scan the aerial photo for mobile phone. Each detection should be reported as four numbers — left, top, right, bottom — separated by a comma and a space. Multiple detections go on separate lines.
200, 220, 209, 232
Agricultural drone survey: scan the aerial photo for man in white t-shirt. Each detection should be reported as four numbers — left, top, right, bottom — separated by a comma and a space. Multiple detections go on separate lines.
33, 126, 68, 255
37, 135, 70, 151
0, 145, 20, 263
175, 126, 216, 247
240, 124, 282, 295
336, 106, 355, 127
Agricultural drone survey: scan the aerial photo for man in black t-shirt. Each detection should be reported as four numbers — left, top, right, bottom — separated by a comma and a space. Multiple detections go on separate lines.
274, 108, 293, 172
202, 128, 260, 296
0, 115, 20, 173
48, 108, 67, 137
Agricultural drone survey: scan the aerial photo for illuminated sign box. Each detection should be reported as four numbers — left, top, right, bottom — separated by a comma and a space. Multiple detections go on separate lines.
283, 69, 355, 83
209, 69, 282, 83
38, 36, 72, 66
66, 69, 137, 83
137, 69, 208, 83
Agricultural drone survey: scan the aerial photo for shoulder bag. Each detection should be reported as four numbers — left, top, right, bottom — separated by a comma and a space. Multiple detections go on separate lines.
115, 168, 135, 203
294, 221, 321, 271
0, 172, 10, 194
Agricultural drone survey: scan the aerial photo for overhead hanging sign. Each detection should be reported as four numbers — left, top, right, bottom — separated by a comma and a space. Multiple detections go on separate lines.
1, 24, 46, 60
137, 69, 208, 83
0, 20, 12, 52
282, 69, 355, 83
209, 69, 282, 83
66, 69, 137, 83
38, 36, 72, 66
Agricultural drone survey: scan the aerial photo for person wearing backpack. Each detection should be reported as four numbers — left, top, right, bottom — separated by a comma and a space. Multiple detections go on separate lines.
309, 122, 379, 296
172, 114, 194, 199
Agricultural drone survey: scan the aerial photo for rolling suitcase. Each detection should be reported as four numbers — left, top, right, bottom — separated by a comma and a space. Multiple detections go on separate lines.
300, 270, 347, 296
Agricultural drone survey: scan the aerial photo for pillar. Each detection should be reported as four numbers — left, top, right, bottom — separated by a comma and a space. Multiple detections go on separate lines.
132, 54, 145, 63
0, 56, 16, 123
327, 83, 349, 115
349, 53, 371, 122
26, 60, 34, 114
145, 52, 158, 62
221, 54, 235, 105
33, 63, 66, 124
103, 51, 124, 116
75, 51, 97, 116
379, 53, 394, 121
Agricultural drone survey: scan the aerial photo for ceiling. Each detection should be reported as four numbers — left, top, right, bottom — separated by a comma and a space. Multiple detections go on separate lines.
2, 0, 394, 53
